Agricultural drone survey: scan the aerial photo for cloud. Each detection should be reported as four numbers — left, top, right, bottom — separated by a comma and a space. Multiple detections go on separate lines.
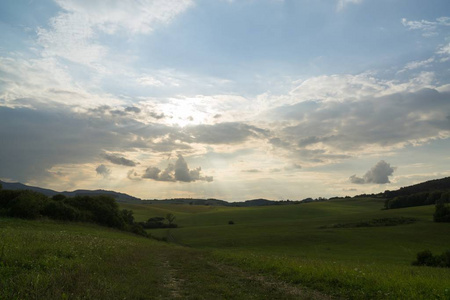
399, 57, 435, 73
125, 106, 141, 114
284, 164, 302, 171
402, 16, 450, 37
0, 56, 124, 108
143, 166, 164, 180
0, 105, 175, 182
96, 164, 111, 177
142, 155, 213, 182
127, 169, 141, 181
337, 0, 363, 11
242, 169, 262, 173
37, 12, 106, 66
270, 88, 450, 157
53, 0, 194, 35
350, 160, 395, 184
36, 0, 194, 67
185, 122, 268, 144
103, 153, 137, 166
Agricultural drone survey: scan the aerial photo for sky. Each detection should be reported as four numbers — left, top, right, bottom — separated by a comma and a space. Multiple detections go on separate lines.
1, 0, 450, 201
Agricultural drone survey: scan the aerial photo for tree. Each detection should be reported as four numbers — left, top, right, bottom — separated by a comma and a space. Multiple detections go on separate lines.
434, 200, 450, 222
121, 209, 135, 225
166, 213, 176, 226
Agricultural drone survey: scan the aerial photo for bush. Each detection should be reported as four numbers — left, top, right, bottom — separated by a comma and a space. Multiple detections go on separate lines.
0, 189, 150, 238
0, 190, 22, 209
64, 195, 125, 229
8, 190, 49, 219
434, 201, 450, 222
42, 201, 79, 221
413, 250, 435, 266
129, 224, 148, 237
121, 209, 135, 225
413, 249, 450, 268
228, 220, 235, 225
52, 194, 67, 201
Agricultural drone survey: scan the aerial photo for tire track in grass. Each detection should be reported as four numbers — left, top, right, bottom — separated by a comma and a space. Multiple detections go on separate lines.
161, 259, 184, 299
157, 245, 334, 300
204, 258, 334, 300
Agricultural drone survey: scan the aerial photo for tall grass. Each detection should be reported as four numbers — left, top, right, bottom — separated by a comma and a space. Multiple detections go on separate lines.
212, 250, 450, 300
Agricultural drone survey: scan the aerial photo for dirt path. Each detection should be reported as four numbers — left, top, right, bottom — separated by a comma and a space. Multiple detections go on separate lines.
204, 259, 333, 300
154, 246, 334, 300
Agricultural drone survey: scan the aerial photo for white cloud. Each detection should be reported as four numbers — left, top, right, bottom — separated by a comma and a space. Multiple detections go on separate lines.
399, 57, 435, 73
437, 43, 450, 61
37, 12, 106, 66
142, 154, 213, 182
289, 73, 386, 102
337, 0, 363, 11
402, 16, 450, 37
37, 0, 194, 67
287, 72, 436, 104
0, 55, 124, 108
350, 160, 395, 184
53, 0, 194, 35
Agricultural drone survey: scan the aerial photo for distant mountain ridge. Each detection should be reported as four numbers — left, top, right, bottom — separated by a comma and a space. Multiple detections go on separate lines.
3, 176, 449, 206
0, 181, 300, 206
0, 181, 142, 203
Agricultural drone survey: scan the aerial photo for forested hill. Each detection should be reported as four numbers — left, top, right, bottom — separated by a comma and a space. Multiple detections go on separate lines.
0, 181, 142, 203
384, 177, 450, 198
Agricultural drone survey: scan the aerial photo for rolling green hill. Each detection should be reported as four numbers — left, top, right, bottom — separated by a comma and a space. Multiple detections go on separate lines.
1, 179, 450, 299
121, 197, 450, 299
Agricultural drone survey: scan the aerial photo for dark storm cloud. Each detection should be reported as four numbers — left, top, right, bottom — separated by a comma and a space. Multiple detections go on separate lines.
142, 154, 213, 182
103, 153, 137, 166
350, 160, 395, 184
0, 105, 174, 182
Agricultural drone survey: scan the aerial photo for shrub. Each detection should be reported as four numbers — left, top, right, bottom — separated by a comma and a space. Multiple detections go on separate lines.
8, 190, 49, 219
413, 250, 435, 266
64, 195, 125, 229
129, 224, 148, 237
0, 190, 22, 209
228, 220, 235, 225
52, 194, 67, 201
42, 201, 79, 221
434, 201, 450, 222
413, 249, 450, 268
121, 209, 135, 225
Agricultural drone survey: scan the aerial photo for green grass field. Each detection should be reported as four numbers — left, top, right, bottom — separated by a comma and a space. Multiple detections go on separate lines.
1, 198, 449, 299
122, 198, 450, 299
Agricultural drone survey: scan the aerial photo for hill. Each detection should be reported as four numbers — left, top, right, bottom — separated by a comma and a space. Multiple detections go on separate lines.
120, 197, 450, 299
0, 180, 142, 203
383, 176, 450, 198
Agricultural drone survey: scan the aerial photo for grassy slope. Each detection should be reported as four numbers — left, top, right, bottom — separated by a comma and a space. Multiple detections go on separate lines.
123, 198, 450, 299
2, 198, 449, 299
0, 218, 327, 300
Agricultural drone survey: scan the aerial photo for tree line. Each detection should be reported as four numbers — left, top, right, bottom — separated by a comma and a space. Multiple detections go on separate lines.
0, 186, 148, 236
383, 190, 450, 222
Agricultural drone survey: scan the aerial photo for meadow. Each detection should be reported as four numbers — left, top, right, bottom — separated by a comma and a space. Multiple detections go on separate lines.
1, 197, 449, 299
121, 198, 450, 299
